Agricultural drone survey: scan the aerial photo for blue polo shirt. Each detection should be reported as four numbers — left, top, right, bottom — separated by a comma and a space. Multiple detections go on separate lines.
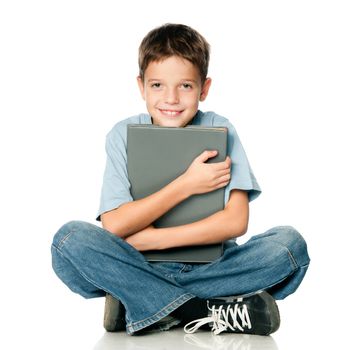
96, 110, 261, 221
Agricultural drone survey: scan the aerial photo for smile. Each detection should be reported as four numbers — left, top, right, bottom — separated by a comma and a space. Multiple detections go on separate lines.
159, 109, 183, 117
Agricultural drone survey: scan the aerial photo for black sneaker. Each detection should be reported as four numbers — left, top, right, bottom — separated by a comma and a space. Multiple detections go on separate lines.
103, 293, 126, 332
184, 291, 280, 335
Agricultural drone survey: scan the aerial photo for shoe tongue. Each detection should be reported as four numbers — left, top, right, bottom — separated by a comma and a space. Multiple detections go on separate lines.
208, 297, 244, 308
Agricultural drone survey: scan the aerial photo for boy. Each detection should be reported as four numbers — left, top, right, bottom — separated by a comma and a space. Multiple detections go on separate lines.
51, 23, 310, 336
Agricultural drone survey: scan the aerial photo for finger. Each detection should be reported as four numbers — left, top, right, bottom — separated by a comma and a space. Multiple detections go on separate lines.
216, 174, 231, 184
222, 173, 231, 181
211, 158, 231, 170
214, 178, 230, 189
220, 156, 231, 168
216, 169, 231, 177
197, 150, 218, 163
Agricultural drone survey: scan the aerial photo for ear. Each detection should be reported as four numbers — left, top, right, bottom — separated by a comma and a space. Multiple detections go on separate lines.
199, 78, 212, 102
136, 76, 146, 100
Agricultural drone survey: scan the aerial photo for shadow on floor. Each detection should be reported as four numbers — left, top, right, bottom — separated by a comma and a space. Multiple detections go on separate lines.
94, 328, 279, 350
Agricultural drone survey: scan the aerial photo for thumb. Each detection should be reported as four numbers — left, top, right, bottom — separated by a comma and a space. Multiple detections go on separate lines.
197, 150, 218, 163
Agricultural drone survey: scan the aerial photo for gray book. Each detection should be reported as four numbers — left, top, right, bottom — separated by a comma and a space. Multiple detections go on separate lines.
127, 124, 228, 263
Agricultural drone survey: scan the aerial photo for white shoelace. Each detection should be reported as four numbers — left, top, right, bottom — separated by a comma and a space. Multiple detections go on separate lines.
184, 301, 252, 335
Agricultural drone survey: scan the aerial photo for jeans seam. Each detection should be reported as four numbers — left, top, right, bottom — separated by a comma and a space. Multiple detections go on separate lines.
264, 262, 310, 299
56, 229, 75, 250
267, 239, 299, 270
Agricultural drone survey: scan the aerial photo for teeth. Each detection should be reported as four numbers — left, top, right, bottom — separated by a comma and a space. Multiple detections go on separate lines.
161, 110, 180, 116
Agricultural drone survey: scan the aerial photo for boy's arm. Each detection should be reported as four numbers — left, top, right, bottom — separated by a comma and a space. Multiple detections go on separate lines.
101, 174, 191, 238
125, 189, 248, 251
101, 150, 231, 238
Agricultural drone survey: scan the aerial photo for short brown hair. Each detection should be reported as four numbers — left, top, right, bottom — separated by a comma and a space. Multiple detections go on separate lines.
138, 23, 210, 84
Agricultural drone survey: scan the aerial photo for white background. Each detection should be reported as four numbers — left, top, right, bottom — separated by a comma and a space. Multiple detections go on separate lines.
1, 0, 342, 348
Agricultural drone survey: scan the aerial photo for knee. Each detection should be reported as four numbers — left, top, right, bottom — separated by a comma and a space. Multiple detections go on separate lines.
270, 226, 310, 269
52, 220, 94, 250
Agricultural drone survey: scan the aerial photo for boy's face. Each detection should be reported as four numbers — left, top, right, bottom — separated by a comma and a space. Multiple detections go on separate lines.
137, 56, 211, 127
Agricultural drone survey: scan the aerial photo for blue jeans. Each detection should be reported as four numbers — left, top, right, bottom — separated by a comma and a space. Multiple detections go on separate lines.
51, 221, 310, 334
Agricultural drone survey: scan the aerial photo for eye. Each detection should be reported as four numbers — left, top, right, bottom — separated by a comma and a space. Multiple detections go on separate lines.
181, 83, 192, 89
151, 83, 161, 88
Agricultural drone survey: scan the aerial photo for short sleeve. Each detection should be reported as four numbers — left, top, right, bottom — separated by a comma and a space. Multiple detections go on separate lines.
96, 126, 133, 221
224, 124, 261, 203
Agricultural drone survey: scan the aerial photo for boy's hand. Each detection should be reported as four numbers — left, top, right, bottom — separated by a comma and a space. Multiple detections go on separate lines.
180, 150, 231, 196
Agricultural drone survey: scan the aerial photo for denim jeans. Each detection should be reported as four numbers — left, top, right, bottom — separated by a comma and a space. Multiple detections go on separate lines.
51, 221, 310, 334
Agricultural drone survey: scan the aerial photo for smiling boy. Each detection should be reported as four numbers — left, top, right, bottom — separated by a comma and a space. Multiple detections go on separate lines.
51, 23, 310, 336
137, 55, 211, 127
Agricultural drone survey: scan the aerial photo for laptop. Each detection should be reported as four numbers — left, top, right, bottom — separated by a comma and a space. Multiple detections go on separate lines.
127, 124, 228, 263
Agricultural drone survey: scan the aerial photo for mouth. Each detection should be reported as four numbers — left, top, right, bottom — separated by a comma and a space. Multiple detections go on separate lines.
158, 109, 183, 117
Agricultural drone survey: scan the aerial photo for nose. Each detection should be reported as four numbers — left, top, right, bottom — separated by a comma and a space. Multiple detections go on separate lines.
164, 87, 179, 104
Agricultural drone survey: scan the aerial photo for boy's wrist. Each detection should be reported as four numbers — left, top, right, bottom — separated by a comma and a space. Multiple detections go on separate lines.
174, 174, 193, 200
